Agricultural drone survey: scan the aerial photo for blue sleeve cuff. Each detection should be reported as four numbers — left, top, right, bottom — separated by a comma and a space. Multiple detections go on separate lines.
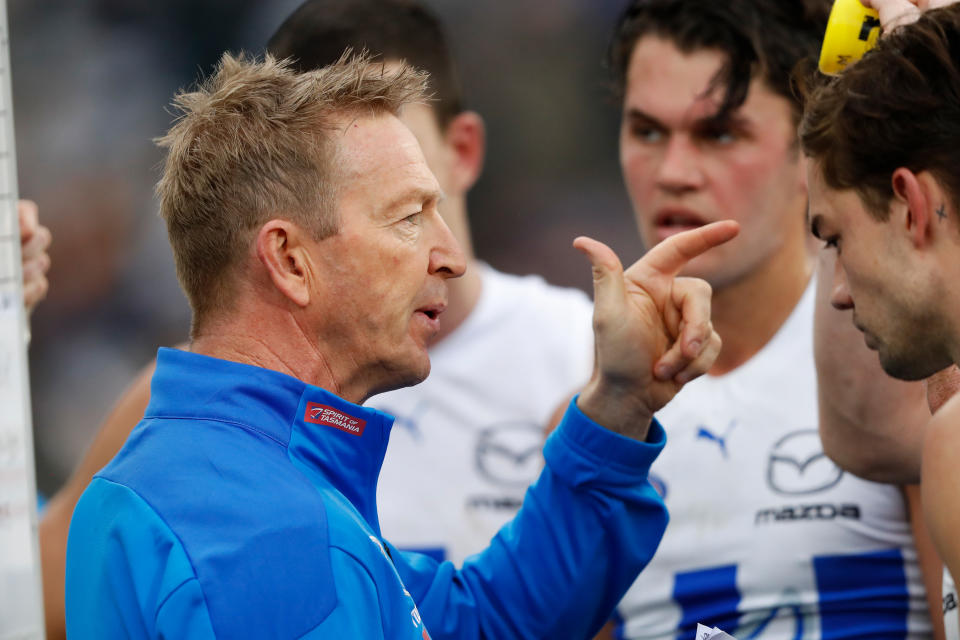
543, 395, 666, 482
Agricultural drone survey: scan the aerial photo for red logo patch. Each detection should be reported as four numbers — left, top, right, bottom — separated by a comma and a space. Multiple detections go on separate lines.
304, 402, 366, 436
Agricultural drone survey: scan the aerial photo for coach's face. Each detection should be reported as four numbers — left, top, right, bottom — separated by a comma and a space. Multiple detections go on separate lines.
807, 161, 953, 381
308, 113, 465, 399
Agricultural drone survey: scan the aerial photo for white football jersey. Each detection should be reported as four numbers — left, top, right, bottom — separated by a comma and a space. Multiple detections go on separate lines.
370, 264, 594, 565
615, 283, 931, 639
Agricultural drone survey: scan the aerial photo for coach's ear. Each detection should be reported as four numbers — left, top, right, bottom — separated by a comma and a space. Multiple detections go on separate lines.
892, 167, 939, 250
442, 111, 485, 193
256, 219, 311, 307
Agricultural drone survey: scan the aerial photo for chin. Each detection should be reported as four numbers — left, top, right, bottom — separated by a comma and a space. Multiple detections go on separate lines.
879, 349, 950, 382
383, 352, 432, 390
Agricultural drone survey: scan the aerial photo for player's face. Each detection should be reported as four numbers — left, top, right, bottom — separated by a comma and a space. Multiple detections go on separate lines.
308, 113, 465, 398
807, 161, 953, 381
620, 36, 807, 288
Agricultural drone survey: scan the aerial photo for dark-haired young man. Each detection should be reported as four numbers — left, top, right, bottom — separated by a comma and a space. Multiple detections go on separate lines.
600, 1, 930, 638
801, 4, 960, 638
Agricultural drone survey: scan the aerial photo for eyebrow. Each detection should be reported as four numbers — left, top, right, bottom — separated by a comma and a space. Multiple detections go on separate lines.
625, 108, 666, 129
624, 107, 750, 132
381, 187, 445, 217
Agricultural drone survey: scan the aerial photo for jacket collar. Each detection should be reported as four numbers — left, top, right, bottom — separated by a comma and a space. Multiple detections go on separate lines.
148, 347, 394, 534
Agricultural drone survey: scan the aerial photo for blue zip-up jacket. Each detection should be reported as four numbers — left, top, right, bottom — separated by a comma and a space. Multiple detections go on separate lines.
66, 348, 668, 639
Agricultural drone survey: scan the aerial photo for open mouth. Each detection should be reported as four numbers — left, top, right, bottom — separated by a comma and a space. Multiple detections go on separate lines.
656, 209, 707, 230
416, 303, 445, 322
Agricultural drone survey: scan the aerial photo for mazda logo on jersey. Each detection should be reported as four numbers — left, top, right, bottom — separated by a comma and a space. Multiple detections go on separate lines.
766, 429, 843, 495
474, 422, 544, 487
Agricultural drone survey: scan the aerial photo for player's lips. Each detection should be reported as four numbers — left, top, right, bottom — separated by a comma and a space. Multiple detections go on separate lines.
852, 317, 878, 350
653, 208, 709, 241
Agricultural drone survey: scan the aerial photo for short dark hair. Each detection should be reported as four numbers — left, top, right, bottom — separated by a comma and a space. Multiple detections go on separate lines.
267, 0, 463, 127
608, 0, 830, 123
800, 5, 960, 219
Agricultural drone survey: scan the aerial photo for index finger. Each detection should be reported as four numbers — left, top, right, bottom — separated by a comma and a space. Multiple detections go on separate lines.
639, 220, 740, 277
18, 199, 38, 238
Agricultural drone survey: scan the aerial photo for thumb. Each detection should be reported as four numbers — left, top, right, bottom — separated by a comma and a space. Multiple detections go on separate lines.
573, 236, 626, 321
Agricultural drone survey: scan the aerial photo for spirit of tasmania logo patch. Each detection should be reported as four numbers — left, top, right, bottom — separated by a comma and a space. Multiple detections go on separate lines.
304, 402, 366, 436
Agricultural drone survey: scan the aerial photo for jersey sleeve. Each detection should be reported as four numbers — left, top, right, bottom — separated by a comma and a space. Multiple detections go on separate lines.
66, 478, 216, 639
392, 396, 669, 639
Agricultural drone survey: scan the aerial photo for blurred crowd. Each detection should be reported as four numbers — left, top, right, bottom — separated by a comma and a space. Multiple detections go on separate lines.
13, 0, 640, 495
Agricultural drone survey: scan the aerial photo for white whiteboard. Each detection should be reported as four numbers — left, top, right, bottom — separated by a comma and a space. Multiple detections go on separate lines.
0, 0, 46, 636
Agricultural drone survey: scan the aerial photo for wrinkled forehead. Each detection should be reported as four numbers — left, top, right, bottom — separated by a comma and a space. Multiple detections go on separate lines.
333, 112, 440, 201
335, 112, 418, 167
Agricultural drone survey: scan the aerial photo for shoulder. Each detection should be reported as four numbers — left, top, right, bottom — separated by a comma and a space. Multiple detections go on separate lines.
68, 478, 209, 637
477, 267, 593, 352
83, 421, 344, 638
923, 394, 960, 580
923, 394, 960, 477
483, 266, 593, 317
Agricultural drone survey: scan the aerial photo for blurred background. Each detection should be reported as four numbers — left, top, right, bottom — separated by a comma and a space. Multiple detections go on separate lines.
11, 0, 643, 497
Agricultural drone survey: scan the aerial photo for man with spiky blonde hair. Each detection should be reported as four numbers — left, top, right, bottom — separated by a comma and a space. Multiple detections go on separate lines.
65, 52, 737, 638
156, 51, 424, 338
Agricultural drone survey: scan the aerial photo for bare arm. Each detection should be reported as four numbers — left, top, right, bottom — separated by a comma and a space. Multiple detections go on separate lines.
814, 250, 928, 483
39, 357, 156, 640
905, 484, 947, 640
593, 620, 617, 640
922, 393, 960, 594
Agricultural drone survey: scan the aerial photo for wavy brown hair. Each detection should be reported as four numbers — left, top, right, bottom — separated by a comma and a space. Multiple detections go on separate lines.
607, 0, 831, 124
799, 5, 960, 219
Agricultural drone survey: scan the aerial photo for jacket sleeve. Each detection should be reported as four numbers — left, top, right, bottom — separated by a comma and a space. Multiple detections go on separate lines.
391, 397, 669, 640
66, 478, 217, 640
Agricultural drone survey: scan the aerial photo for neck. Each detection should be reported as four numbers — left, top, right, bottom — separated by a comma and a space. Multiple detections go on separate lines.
191, 315, 349, 399
709, 236, 813, 375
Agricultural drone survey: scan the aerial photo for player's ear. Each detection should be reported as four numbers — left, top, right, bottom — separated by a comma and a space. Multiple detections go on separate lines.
255, 219, 311, 307
891, 167, 935, 249
443, 111, 485, 193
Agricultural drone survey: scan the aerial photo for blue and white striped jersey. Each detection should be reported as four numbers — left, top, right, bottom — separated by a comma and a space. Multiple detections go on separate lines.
615, 283, 931, 640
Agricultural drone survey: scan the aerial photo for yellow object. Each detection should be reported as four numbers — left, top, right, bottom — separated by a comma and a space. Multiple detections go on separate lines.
819, 0, 882, 75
